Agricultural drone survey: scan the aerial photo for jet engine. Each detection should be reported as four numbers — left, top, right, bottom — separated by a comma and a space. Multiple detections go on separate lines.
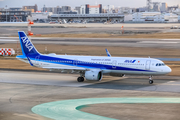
85, 70, 103, 81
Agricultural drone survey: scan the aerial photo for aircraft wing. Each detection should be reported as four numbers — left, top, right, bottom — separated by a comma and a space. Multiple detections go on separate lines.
42, 67, 88, 71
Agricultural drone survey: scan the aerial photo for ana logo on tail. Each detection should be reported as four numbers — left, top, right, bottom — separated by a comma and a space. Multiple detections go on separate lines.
21, 37, 34, 52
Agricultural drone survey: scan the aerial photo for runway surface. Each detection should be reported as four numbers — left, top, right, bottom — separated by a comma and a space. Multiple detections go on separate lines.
0, 27, 162, 37
0, 23, 179, 28
0, 70, 180, 120
1, 37, 180, 49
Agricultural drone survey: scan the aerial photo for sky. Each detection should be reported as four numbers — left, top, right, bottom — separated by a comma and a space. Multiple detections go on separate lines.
0, 0, 179, 10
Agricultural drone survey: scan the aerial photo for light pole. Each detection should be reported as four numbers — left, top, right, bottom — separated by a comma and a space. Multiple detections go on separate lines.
108, 5, 109, 22
6, 5, 7, 22
58, 11, 59, 23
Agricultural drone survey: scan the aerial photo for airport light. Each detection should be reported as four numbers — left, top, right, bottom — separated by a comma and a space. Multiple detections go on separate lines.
28, 20, 34, 36
29, 21, 34, 25
6, 5, 7, 21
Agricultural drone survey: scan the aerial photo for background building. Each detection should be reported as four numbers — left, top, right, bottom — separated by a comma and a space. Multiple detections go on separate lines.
80, 4, 102, 14
42, 5, 53, 12
58, 11, 77, 14
167, 6, 178, 12
153, 2, 160, 12
9, 8, 22, 11
102, 8, 107, 13
23, 4, 38, 12
173, 9, 180, 15
137, 7, 147, 12
75, 7, 81, 14
32, 12, 53, 22
0, 10, 31, 22
80, 5, 86, 14
118, 7, 133, 14
161, 3, 168, 12
178, 4, 180, 8
61, 6, 71, 12
53, 6, 62, 14
164, 13, 178, 22
0, 8, 4, 11
132, 12, 178, 22
42, 5, 72, 14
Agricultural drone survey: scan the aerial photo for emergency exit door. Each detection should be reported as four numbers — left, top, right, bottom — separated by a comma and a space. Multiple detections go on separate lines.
145, 60, 151, 70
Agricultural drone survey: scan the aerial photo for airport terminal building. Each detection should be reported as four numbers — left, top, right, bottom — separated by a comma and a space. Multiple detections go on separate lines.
132, 12, 179, 23
50, 13, 124, 23
0, 10, 31, 22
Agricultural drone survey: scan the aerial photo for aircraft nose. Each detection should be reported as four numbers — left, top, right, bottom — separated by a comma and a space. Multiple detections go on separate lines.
166, 66, 172, 73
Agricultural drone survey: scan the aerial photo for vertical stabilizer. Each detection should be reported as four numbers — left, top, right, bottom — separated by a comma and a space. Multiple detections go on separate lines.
18, 31, 39, 56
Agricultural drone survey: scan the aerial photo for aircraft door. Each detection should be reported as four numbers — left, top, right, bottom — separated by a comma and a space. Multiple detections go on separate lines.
145, 60, 151, 70
112, 60, 117, 69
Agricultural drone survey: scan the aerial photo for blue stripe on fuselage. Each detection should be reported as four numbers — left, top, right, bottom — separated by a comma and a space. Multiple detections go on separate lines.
28, 54, 155, 72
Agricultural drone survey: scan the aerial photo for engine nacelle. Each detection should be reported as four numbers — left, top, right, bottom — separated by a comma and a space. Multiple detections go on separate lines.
85, 70, 103, 81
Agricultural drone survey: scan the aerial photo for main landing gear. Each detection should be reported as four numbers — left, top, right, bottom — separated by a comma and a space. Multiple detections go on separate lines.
149, 75, 153, 84
77, 77, 84, 82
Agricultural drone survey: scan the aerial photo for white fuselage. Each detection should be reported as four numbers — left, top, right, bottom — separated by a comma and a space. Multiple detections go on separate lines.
18, 54, 172, 75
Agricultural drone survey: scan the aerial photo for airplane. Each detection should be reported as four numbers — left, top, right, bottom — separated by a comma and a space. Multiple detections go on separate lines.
16, 31, 172, 84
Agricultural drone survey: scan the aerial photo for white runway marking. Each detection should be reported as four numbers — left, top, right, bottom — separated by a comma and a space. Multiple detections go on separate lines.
0, 37, 18, 39
161, 39, 180, 41
0, 39, 18, 41
0, 37, 50, 40
138, 41, 178, 44
168, 81, 175, 83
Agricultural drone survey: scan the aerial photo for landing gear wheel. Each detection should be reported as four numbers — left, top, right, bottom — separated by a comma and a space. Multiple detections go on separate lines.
77, 77, 84, 82
149, 80, 153, 84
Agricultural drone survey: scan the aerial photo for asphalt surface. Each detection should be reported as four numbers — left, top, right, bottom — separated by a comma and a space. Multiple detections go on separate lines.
0, 23, 180, 120
0, 70, 180, 120
0, 23, 179, 28
0, 27, 162, 37
0, 23, 180, 37
1, 37, 180, 49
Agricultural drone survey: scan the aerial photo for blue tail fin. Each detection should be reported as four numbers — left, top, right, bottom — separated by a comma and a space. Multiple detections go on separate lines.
105, 49, 111, 57
18, 31, 39, 56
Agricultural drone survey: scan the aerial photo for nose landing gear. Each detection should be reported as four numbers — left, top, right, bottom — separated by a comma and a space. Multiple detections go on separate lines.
149, 75, 153, 84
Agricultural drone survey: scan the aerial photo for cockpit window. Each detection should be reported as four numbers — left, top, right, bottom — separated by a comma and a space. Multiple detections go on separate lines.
156, 63, 165, 66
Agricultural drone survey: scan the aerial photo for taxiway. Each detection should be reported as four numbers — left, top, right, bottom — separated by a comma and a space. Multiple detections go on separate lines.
0, 70, 180, 120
